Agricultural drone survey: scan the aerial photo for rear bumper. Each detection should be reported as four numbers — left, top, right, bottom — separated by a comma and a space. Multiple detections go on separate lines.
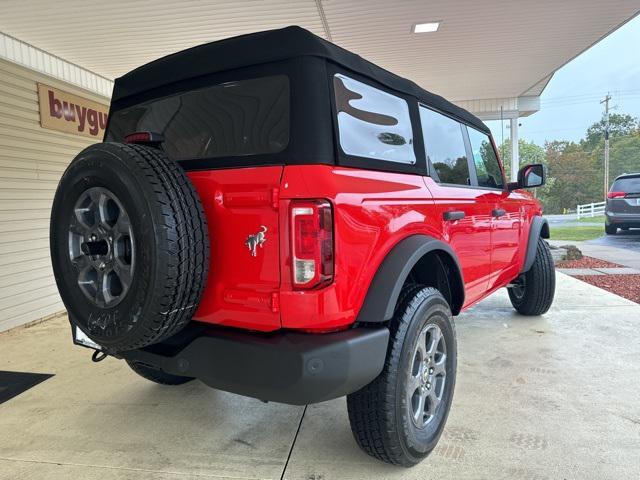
606, 211, 640, 226
119, 323, 389, 405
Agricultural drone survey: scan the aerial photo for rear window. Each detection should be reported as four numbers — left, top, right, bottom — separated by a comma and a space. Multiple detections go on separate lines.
106, 75, 290, 161
612, 176, 640, 193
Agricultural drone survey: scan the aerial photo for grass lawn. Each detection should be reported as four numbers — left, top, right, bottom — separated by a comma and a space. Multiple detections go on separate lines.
550, 225, 604, 241
576, 215, 605, 223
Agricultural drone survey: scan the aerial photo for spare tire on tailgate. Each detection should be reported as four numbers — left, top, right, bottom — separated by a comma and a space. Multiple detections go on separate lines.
50, 143, 209, 353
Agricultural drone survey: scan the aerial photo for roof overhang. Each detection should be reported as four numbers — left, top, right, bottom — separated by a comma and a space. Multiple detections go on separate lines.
0, 1, 638, 119
458, 95, 542, 121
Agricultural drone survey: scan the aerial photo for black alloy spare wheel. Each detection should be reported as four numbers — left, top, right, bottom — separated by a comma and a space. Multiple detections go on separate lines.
50, 143, 210, 353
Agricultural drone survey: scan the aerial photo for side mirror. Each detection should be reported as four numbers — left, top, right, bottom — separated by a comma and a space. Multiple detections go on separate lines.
508, 164, 545, 190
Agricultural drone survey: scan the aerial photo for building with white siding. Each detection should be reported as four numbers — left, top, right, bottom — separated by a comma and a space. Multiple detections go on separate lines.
0, 45, 111, 331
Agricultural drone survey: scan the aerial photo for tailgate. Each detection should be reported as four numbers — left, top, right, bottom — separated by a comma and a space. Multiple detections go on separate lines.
609, 195, 640, 213
187, 166, 283, 331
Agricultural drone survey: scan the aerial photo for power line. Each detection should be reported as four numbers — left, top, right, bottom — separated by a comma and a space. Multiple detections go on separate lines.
523, 126, 592, 134
541, 88, 640, 103
540, 90, 640, 108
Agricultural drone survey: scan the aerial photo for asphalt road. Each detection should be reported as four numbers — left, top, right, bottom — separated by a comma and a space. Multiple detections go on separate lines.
544, 214, 601, 228
587, 228, 640, 253
544, 214, 640, 252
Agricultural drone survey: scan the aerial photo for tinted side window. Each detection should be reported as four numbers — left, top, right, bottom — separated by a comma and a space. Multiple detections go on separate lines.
467, 127, 504, 189
419, 106, 470, 185
333, 74, 416, 164
106, 75, 289, 161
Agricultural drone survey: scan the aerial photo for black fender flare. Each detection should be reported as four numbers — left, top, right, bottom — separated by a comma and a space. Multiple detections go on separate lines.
521, 216, 550, 273
355, 235, 465, 323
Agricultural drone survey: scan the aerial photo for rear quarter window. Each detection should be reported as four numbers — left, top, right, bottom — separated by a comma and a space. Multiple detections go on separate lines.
333, 73, 416, 164
106, 75, 290, 161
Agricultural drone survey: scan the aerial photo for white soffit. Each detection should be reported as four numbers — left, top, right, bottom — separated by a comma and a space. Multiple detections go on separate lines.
0, 0, 638, 102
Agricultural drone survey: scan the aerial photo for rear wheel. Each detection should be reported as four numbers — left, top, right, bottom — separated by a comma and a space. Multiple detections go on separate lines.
127, 360, 193, 385
347, 286, 457, 466
508, 238, 555, 315
605, 224, 617, 235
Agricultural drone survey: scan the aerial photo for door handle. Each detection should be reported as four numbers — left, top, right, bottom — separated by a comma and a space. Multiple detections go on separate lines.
443, 210, 465, 221
492, 208, 506, 218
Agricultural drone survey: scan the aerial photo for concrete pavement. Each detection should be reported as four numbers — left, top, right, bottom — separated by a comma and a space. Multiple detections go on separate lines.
1, 273, 639, 480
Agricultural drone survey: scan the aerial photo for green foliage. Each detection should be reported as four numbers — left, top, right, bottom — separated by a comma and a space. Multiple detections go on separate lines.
498, 139, 546, 179
609, 133, 640, 179
497, 113, 640, 213
541, 141, 602, 213
582, 113, 638, 151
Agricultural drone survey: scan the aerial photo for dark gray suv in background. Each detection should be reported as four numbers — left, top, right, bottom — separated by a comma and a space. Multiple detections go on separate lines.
606, 173, 640, 234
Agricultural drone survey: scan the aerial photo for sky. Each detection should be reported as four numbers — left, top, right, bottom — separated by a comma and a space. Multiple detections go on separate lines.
487, 14, 640, 147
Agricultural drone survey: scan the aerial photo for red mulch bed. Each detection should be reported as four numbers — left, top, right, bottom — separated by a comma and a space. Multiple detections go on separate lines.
556, 256, 622, 269
574, 274, 640, 304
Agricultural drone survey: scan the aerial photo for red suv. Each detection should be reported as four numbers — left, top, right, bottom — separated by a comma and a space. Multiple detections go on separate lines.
50, 27, 555, 466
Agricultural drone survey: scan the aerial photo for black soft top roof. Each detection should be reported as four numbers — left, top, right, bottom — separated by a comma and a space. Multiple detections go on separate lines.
112, 26, 488, 134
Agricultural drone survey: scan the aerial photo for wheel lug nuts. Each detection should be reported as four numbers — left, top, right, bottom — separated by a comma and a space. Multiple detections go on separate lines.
426, 383, 431, 389
429, 368, 434, 374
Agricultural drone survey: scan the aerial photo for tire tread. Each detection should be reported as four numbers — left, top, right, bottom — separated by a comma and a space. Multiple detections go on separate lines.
347, 286, 453, 466
53, 142, 209, 352
508, 238, 555, 315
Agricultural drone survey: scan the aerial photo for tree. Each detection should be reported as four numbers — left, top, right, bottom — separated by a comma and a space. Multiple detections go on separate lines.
494, 115, 639, 213
582, 125, 640, 193
540, 141, 600, 213
498, 139, 546, 180
582, 113, 638, 152
609, 132, 640, 180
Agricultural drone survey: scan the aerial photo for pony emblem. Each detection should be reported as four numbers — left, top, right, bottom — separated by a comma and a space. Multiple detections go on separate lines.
245, 226, 267, 257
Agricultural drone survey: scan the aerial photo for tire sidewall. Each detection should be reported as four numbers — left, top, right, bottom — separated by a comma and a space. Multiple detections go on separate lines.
396, 292, 457, 460
508, 238, 555, 315
51, 145, 163, 350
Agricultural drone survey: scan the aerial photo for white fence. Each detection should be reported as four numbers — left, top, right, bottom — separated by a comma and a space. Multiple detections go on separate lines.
576, 201, 606, 219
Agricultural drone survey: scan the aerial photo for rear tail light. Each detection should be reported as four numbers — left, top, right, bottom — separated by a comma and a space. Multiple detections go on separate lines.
290, 200, 334, 289
607, 191, 626, 199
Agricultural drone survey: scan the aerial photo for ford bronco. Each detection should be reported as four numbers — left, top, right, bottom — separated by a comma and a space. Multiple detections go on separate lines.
50, 26, 555, 466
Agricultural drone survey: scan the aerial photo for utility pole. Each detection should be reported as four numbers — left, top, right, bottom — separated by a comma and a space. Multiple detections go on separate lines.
600, 93, 611, 200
